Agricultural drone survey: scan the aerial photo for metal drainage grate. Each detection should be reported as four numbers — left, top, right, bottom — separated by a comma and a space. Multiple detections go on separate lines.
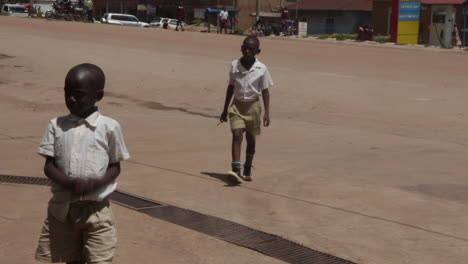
0, 174, 50, 186
0, 175, 358, 264
0, 175, 163, 210
141, 206, 357, 264
109, 190, 164, 210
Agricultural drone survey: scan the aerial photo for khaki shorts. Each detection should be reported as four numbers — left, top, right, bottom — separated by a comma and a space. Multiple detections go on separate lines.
36, 200, 116, 263
229, 100, 262, 135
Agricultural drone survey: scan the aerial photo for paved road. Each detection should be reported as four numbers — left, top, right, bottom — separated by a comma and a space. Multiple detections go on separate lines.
1, 16, 468, 264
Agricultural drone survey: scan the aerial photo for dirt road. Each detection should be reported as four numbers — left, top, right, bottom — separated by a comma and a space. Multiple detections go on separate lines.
1, 16, 468, 264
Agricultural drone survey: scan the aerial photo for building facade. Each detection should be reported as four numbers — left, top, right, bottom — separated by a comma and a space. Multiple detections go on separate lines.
286, 0, 373, 35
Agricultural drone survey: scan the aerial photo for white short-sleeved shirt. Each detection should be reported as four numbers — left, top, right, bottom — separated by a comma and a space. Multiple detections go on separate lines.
228, 59, 274, 103
38, 111, 130, 221
219, 10, 229, 20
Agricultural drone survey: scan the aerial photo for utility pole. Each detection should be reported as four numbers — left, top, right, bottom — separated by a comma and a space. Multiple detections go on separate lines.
390, 0, 399, 42
296, 0, 298, 19
256, 0, 259, 21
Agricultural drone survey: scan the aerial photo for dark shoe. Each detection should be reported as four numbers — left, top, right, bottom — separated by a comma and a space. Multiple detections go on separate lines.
242, 166, 253, 181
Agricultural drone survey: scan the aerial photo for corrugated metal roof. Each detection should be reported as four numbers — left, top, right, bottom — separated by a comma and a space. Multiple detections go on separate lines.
286, 0, 373, 11
421, 0, 466, 4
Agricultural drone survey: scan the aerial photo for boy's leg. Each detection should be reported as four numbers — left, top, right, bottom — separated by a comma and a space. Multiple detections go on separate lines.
36, 212, 83, 263
243, 132, 256, 181
227, 128, 244, 183
83, 200, 116, 264
231, 128, 243, 162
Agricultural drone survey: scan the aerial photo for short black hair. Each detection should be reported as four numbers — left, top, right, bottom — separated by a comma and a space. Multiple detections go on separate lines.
243, 36, 260, 48
65, 63, 105, 92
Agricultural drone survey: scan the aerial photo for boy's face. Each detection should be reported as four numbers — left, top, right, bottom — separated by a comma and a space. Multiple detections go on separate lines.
241, 39, 260, 61
64, 72, 100, 118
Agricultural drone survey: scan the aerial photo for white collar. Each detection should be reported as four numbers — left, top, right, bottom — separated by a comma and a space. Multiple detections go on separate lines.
67, 111, 100, 128
235, 58, 261, 74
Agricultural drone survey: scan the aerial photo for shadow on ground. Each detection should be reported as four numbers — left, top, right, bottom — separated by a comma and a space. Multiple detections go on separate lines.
403, 184, 468, 204
201, 172, 239, 187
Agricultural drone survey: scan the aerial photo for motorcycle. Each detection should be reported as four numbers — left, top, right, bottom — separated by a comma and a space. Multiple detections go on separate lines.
44, 1, 73, 21
70, 0, 85, 21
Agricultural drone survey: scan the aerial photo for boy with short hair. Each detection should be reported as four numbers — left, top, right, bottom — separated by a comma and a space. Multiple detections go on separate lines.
35, 63, 130, 264
220, 36, 273, 184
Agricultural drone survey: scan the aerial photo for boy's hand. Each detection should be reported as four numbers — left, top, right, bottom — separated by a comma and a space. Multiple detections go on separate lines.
263, 114, 270, 127
220, 111, 228, 123
73, 177, 96, 195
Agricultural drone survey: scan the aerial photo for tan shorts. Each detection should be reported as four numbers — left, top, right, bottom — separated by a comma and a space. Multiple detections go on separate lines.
229, 100, 262, 135
36, 200, 116, 263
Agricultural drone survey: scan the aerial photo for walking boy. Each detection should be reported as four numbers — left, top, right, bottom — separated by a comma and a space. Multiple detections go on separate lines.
220, 36, 273, 184
175, 2, 185, 31
35, 63, 130, 263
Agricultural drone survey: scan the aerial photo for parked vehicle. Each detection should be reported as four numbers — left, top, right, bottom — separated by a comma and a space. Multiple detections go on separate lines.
151, 18, 187, 29
149, 17, 163, 26
14, 0, 33, 16
69, 0, 85, 21
45, 1, 73, 21
0, 4, 29, 18
101, 13, 150, 27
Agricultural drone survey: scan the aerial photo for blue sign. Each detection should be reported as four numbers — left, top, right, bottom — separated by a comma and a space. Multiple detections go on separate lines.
399, 2, 421, 21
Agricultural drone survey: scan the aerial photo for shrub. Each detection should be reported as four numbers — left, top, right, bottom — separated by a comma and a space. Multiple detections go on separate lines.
375, 34, 391, 43
312, 33, 357, 40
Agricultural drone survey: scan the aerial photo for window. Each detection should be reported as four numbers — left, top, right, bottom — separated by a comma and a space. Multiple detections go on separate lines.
3, 6, 8, 12
11, 6, 28, 13
127, 16, 138, 22
112, 15, 138, 22
432, 12, 445, 24
111, 15, 123, 21
325, 17, 335, 25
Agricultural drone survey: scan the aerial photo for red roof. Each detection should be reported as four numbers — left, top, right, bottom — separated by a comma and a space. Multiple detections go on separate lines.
286, 0, 372, 11
420, 0, 466, 3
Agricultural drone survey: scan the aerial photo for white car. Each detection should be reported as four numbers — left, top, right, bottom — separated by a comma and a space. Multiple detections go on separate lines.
150, 18, 187, 29
0, 4, 29, 18
101, 13, 150, 27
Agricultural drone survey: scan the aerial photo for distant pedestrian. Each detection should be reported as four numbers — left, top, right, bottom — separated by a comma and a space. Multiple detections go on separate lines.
452, 24, 462, 48
35, 63, 130, 263
280, 7, 289, 35
219, 36, 273, 184
176, 2, 185, 31
84, 0, 94, 22
219, 7, 229, 34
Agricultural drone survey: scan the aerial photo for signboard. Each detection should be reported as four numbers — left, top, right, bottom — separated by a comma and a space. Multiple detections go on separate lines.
298, 22, 307, 37
193, 8, 205, 19
399, 2, 420, 21
147, 4, 156, 15
397, 0, 421, 44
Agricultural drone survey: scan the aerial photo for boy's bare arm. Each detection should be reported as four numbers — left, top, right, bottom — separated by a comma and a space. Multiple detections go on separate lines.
262, 89, 270, 126
74, 162, 121, 195
220, 84, 234, 122
43, 156, 74, 189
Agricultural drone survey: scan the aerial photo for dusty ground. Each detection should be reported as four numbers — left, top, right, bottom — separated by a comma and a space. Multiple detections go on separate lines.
1, 16, 468, 264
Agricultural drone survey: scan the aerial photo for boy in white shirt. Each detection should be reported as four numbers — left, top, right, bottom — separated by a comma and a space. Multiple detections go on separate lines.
220, 36, 273, 184
219, 7, 229, 34
35, 63, 130, 264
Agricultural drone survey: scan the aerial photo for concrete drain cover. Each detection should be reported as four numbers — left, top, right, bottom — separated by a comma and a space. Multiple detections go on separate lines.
0, 175, 358, 264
